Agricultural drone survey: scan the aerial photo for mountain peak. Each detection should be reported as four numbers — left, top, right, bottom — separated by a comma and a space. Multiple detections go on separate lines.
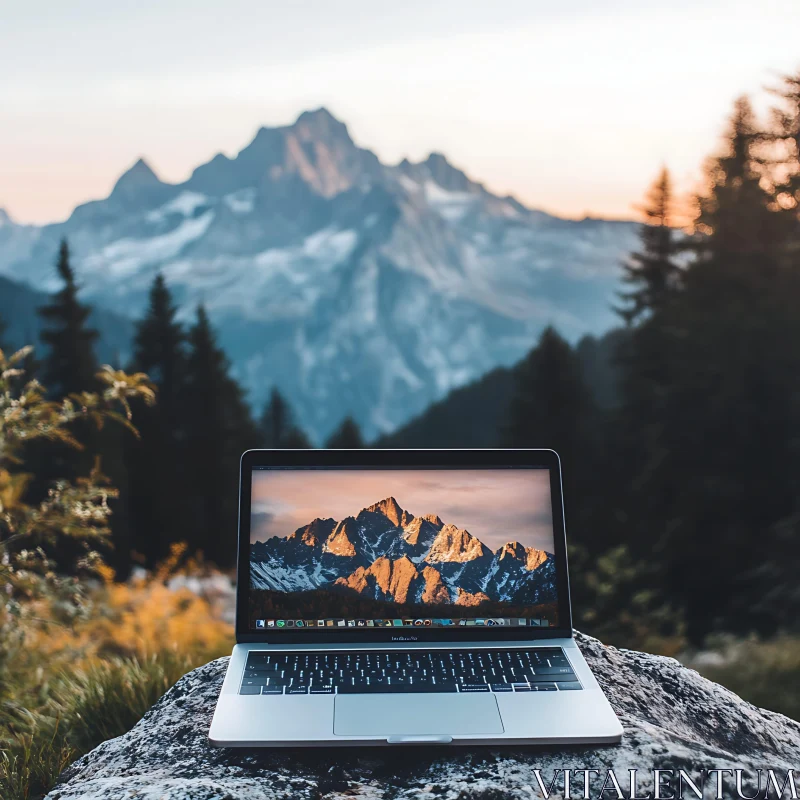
498, 541, 526, 561
296, 106, 339, 124
425, 151, 451, 168
118, 157, 159, 183
287, 517, 333, 548
110, 157, 164, 201
364, 496, 410, 526
427, 524, 489, 564
423, 152, 473, 192
497, 541, 550, 571
293, 107, 351, 142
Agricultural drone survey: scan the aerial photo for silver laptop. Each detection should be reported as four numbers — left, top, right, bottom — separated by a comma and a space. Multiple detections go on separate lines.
209, 448, 622, 746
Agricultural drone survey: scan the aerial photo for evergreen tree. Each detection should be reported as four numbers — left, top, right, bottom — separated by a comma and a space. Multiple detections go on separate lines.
32, 240, 135, 575
632, 95, 800, 640
325, 416, 364, 449
32, 240, 100, 487
183, 305, 257, 566
38, 239, 99, 397
695, 96, 782, 259
612, 171, 684, 550
259, 388, 312, 448
125, 274, 188, 566
502, 327, 598, 546
767, 69, 800, 254
617, 168, 682, 323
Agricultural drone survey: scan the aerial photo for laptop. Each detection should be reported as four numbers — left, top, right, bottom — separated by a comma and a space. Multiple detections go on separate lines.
209, 448, 623, 746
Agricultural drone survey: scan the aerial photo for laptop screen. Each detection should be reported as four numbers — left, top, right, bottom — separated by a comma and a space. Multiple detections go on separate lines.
247, 467, 560, 632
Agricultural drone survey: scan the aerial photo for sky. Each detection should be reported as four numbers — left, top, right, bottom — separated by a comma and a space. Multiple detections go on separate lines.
250, 468, 554, 552
2, 1, 800, 224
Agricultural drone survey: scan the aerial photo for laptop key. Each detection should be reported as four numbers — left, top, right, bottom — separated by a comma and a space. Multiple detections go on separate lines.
556, 681, 583, 691
239, 685, 262, 695
537, 683, 558, 691
287, 686, 309, 694
490, 683, 513, 692
310, 685, 334, 694
262, 685, 284, 694
459, 684, 490, 692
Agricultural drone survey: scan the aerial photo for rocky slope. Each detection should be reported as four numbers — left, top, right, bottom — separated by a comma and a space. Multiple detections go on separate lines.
250, 496, 556, 607
0, 109, 637, 441
46, 632, 800, 800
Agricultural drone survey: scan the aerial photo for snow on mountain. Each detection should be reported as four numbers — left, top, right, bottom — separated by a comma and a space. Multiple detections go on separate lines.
0, 108, 637, 441
249, 496, 556, 607
426, 523, 491, 564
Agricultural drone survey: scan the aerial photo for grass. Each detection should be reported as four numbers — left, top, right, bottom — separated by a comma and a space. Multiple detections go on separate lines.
0, 562, 233, 800
686, 635, 800, 722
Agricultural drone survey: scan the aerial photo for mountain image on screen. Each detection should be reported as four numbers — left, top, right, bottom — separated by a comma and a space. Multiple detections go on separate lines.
250, 496, 556, 607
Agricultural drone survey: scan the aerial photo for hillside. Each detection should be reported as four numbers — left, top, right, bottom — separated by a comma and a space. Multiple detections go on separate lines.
376, 329, 624, 448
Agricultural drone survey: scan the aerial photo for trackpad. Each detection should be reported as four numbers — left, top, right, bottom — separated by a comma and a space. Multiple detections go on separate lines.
334, 693, 504, 737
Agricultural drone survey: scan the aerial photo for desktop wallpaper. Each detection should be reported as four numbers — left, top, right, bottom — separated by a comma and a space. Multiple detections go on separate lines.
248, 469, 559, 628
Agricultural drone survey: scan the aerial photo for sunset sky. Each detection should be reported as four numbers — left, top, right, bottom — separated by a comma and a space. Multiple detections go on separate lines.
3, 1, 800, 224
250, 468, 555, 552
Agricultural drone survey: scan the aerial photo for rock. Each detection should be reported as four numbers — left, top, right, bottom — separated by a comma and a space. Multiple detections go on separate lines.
47, 633, 800, 800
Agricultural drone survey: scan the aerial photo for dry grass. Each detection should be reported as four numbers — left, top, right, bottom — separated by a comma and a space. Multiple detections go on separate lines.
685, 634, 800, 722
0, 557, 233, 800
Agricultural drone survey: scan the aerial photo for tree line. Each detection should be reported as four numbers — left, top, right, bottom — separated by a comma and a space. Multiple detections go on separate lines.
387, 72, 800, 645
3, 247, 365, 577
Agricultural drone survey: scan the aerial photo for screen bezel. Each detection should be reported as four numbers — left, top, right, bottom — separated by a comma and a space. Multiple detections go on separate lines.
236, 449, 573, 643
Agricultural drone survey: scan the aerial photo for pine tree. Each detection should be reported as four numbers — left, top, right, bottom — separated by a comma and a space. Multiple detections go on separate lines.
632, 94, 800, 640
125, 274, 188, 566
325, 416, 364, 449
32, 240, 100, 487
502, 327, 598, 546
32, 240, 136, 574
183, 305, 258, 566
695, 96, 781, 259
617, 168, 682, 323
38, 239, 99, 397
259, 388, 312, 448
767, 69, 800, 255
613, 171, 683, 542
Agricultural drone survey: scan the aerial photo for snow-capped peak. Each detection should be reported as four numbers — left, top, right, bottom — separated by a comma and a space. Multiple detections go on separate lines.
0, 109, 638, 444
363, 496, 411, 527
426, 524, 489, 564
496, 541, 551, 571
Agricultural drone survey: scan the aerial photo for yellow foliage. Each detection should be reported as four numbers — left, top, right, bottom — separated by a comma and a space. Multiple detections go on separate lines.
1, 563, 233, 800
20, 575, 233, 669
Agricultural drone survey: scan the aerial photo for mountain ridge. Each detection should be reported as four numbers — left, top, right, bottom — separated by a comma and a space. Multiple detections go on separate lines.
0, 108, 637, 441
250, 495, 556, 608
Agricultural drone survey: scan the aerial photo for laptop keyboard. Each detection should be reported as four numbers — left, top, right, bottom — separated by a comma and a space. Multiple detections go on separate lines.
239, 647, 582, 695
